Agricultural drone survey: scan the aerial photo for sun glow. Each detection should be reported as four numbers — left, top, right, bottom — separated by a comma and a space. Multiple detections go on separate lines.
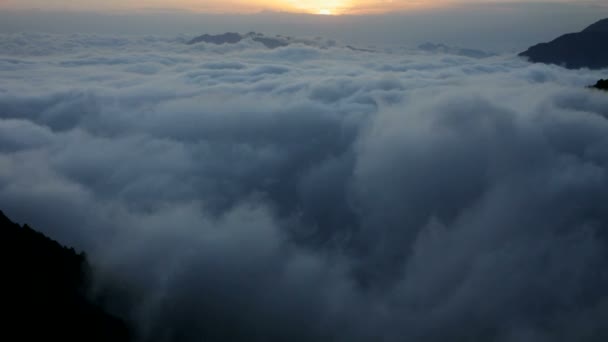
285, 0, 349, 15
0, 0, 454, 15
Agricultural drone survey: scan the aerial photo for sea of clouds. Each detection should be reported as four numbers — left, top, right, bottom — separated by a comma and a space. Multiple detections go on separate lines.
1, 33, 608, 341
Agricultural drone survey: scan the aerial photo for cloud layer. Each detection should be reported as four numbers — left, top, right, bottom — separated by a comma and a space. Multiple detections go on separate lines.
1, 33, 608, 341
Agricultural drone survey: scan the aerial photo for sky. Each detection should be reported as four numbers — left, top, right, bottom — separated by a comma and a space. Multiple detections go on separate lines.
1, 1, 608, 51
1, 0, 607, 15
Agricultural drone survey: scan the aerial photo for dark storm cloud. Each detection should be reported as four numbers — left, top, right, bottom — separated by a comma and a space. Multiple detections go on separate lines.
1, 33, 608, 341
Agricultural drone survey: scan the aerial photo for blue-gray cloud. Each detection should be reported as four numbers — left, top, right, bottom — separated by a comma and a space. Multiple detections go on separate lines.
1, 33, 608, 341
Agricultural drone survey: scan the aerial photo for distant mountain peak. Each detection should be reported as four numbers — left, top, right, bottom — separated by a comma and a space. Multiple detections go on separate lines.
186, 32, 373, 52
519, 18, 608, 69
187, 32, 245, 46
418, 42, 494, 58
590, 79, 608, 91
582, 18, 608, 33
187, 32, 290, 49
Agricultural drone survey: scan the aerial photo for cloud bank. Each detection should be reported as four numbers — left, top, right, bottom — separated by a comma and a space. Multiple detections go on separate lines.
1, 33, 608, 341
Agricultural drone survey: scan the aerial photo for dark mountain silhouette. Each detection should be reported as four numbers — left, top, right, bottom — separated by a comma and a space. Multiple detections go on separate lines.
519, 18, 608, 69
187, 32, 243, 45
0, 210, 131, 342
187, 32, 288, 49
418, 42, 494, 58
346, 45, 376, 53
582, 18, 608, 33
590, 79, 608, 91
187, 32, 377, 52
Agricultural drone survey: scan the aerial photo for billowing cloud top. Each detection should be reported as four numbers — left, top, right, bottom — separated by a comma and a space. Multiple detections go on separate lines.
1, 33, 608, 341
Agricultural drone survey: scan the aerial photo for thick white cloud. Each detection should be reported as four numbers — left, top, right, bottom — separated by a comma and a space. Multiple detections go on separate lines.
1, 33, 608, 341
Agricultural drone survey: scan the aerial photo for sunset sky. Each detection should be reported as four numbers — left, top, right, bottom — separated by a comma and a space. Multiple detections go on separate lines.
1, 0, 605, 15
1, 0, 607, 51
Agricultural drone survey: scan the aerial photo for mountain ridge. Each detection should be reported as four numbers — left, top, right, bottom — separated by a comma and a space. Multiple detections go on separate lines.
582, 18, 608, 33
187, 32, 321, 49
0, 210, 131, 342
590, 79, 608, 91
186, 32, 379, 52
519, 18, 608, 69
418, 42, 494, 58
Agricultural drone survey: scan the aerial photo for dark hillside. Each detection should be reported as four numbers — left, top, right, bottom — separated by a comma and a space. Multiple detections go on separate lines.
0, 210, 130, 342
520, 18, 608, 69
591, 79, 608, 91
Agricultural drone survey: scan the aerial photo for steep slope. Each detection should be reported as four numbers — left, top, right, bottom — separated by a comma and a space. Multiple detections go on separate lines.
0, 210, 131, 342
519, 18, 608, 69
582, 18, 608, 33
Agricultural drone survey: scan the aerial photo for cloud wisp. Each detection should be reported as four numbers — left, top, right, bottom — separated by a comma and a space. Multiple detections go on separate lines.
1, 33, 608, 341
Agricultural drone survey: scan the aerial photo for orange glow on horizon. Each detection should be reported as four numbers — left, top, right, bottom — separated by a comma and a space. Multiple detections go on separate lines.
179, 0, 444, 15
0, 1, 488, 15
